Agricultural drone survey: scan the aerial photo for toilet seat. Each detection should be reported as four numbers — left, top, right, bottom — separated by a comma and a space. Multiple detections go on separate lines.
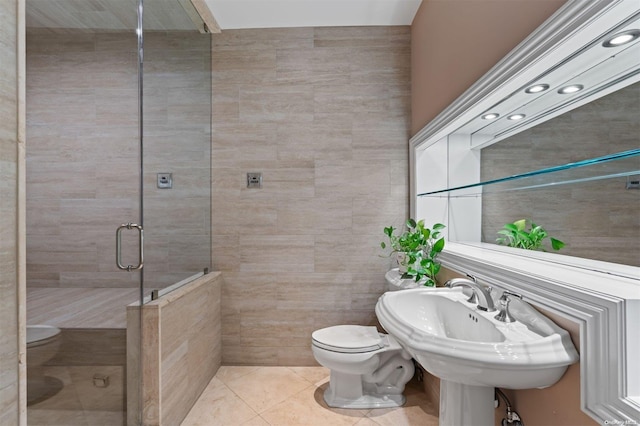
312, 325, 388, 354
27, 325, 61, 348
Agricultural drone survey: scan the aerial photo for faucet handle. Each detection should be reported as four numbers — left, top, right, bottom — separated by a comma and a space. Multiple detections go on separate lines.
494, 291, 522, 323
502, 290, 522, 300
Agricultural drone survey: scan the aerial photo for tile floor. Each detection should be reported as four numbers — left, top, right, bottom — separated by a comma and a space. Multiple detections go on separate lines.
27, 365, 126, 426
181, 366, 439, 426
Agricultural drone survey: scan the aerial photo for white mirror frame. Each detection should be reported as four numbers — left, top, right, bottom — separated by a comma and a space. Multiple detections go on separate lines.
410, 0, 640, 423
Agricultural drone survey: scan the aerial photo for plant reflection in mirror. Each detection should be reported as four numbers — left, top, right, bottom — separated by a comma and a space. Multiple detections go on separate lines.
496, 219, 565, 252
381, 219, 446, 286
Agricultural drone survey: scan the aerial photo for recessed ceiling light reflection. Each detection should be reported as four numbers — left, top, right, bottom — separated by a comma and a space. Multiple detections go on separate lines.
482, 113, 499, 120
525, 84, 549, 94
602, 29, 640, 47
508, 114, 525, 121
558, 84, 583, 94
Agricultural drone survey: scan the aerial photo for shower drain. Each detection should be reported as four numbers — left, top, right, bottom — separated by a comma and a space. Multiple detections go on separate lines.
93, 374, 110, 388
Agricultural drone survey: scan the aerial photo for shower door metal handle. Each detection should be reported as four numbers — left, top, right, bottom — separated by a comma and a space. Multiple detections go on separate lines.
116, 223, 144, 271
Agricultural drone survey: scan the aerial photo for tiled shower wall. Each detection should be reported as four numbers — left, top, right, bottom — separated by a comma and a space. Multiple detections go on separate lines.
211, 27, 411, 365
481, 82, 640, 266
25, 31, 211, 289
26, 32, 139, 289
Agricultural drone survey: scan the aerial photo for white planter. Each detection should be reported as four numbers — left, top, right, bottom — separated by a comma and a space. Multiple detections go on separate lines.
395, 252, 408, 273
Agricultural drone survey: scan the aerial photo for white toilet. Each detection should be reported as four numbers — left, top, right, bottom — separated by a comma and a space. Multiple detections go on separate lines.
27, 325, 62, 365
311, 324, 414, 409
27, 325, 63, 405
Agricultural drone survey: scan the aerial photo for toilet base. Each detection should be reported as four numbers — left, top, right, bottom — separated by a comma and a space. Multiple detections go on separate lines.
323, 385, 406, 409
27, 374, 64, 406
323, 379, 407, 409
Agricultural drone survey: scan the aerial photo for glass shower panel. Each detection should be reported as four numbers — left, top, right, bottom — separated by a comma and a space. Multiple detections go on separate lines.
141, 7, 212, 297
24, 3, 141, 424
25, 0, 211, 420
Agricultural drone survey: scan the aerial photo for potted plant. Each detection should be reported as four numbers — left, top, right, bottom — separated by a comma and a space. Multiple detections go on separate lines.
381, 219, 446, 287
496, 219, 565, 251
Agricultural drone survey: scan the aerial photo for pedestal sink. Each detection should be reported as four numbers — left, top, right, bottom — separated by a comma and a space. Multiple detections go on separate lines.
375, 287, 579, 426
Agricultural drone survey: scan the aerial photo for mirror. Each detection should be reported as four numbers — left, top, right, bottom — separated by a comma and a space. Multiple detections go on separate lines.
413, 0, 640, 269
480, 81, 639, 266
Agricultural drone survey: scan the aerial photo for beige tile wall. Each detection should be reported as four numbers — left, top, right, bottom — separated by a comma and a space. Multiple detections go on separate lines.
25, 31, 211, 290
0, 0, 25, 423
26, 32, 139, 289
481, 82, 640, 266
211, 27, 411, 365
141, 32, 212, 289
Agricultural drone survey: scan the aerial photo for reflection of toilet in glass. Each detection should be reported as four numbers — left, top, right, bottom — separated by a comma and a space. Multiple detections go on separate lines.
311, 325, 414, 409
27, 325, 63, 405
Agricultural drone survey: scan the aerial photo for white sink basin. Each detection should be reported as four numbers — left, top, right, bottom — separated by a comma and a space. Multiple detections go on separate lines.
375, 287, 579, 426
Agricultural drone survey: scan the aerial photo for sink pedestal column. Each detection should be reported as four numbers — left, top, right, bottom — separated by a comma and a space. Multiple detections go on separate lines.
440, 380, 494, 426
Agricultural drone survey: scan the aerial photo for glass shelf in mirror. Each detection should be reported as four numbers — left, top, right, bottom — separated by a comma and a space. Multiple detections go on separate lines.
417, 148, 640, 198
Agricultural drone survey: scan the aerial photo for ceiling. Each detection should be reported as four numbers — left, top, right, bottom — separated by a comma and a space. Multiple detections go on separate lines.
25, 0, 422, 31
203, 0, 423, 29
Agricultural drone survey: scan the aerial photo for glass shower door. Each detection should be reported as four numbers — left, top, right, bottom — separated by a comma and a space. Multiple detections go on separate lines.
24, 9, 142, 426
24, 0, 211, 420
125, 3, 212, 423
140, 5, 212, 299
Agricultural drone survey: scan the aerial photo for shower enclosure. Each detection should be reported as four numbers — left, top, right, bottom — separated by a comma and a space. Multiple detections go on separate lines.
24, 0, 211, 423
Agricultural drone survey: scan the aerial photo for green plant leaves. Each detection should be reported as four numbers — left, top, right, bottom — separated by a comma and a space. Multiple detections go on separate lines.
513, 219, 527, 231
381, 218, 446, 286
383, 226, 394, 237
550, 237, 565, 251
496, 219, 565, 252
432, 237, 445, 253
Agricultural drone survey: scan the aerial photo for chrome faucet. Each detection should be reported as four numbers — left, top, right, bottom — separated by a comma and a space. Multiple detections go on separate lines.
494, 291, 522, 323
444, 277, 496, 312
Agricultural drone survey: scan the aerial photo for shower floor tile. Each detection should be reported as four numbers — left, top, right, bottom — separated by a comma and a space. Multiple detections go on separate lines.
181, 366, 439, 426
27, 365, 125, 426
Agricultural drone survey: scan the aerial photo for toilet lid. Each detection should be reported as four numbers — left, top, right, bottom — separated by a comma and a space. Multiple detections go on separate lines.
27, 325, 61, 345
312, 325, 386, 353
